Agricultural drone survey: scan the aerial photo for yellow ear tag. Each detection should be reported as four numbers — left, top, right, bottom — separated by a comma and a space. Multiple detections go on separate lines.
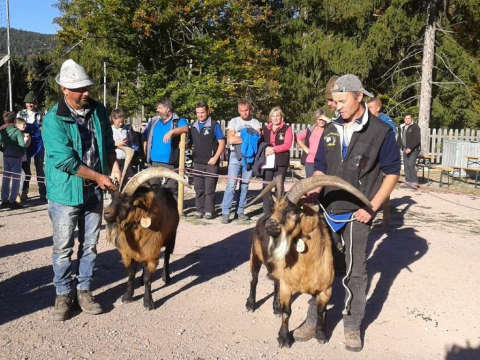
296, 239, 306, 253
140, 217, 151, 228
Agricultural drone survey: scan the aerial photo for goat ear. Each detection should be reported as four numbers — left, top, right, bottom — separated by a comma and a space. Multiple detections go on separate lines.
272, 195, 278, 204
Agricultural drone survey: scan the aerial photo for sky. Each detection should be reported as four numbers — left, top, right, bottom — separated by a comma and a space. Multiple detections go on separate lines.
8, 0, 60, 34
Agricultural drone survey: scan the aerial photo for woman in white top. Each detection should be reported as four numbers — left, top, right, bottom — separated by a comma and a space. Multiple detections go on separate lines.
110, 108, 134, 180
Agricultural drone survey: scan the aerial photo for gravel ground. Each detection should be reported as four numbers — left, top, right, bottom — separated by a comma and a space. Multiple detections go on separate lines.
1, 180, 479, 360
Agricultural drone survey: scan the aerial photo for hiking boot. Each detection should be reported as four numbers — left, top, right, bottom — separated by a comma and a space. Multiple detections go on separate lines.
237, 213, 250, 221
221, 214, 229, 224
8, 202, 23, 210
77, 290, 103, 315
204, 212, 213, 220
293, 321, 316, 342
52, 294, 74, 321
344, 328, 362, 352
0, 201, 10, 210
20, 190, 28, 202
194, 212, 204, 219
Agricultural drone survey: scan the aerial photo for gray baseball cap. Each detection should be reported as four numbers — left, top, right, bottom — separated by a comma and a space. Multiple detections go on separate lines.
332, 74, 374, 98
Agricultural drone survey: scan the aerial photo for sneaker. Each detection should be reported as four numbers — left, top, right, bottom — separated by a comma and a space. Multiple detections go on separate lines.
293, 321, 316, 342
52, 294, 74, 321
77, 290, 103, 315
0, 201, 9, 210
221, 214, 229, 224
204, 212, 213, 220
16, 193, 21, 203
194, 212, 204, 219
20, 190, 28, 202
344, 328, 362, 352
8, 202, 23, 210
237, 213, 250, 221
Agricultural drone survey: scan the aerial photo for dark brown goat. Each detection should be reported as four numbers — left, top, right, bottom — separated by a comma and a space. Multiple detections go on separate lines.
245, 176, 372, 348
104, 166, 190, 310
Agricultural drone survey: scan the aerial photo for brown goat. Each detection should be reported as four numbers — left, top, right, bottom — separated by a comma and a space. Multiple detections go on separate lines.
104, 166, 190, 310
245, 176, 371, 348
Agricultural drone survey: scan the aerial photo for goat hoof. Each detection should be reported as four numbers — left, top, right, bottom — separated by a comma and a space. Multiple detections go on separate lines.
316, 338, 328, 345
245, 299, 255, 312
277, 334, 294, 348
121, 295, 133, 304
273, 305, 282, 317
144, 299, 155, 310
316, 331, 328, 344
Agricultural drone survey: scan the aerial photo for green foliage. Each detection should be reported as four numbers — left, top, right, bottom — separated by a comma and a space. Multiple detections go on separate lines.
2, 0, 480, 130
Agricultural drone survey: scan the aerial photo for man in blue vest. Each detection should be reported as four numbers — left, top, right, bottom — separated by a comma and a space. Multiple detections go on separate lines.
17, 91, 47, 201
143, 99, 188, 200
189, 101, 226, 219
294, 74, 400, 352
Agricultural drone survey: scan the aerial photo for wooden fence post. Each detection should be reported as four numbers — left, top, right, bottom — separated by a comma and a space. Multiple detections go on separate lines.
178, 133, 186, 216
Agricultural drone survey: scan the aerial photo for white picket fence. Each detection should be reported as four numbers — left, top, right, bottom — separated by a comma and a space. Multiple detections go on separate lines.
131, 117, 480, 163
428, 128, 480, 163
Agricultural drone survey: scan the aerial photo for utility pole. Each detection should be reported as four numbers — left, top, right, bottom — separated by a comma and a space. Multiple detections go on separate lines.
6, 0, 13, 111
115, 81, 120, 109
103, 59, 107, 108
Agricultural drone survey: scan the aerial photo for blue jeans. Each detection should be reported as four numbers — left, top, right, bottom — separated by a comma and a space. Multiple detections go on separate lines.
1, 156, 22, 202
221, 153, 252, 215
49, 196, 103, 295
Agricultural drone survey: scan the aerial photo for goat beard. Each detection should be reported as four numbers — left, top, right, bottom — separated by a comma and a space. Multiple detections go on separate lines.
270, 230, 292, 261
106, 222, 119, 246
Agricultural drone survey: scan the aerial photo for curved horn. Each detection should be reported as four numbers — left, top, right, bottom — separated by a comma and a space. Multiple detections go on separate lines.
245, 175, 283, 208
122, 167, 192, 196
286, 175, 372, 208
116, 146, 135, 189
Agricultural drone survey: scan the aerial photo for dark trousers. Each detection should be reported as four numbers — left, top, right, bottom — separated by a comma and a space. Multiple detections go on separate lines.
193, 162, 219, 215
150, 162, 178, 200
305, 220, 370, 331
262, 166, 288, 214
403, 149, 420, 184
22, 149, 46, 196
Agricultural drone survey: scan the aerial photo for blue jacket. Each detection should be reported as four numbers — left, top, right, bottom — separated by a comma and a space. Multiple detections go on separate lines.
240, 128, 260, 168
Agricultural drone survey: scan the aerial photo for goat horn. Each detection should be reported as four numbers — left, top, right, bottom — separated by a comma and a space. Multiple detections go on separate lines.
286, 175, 372, 208
116, 146, 135, 190
122, 167, 192, 196
244, 175, 283, 208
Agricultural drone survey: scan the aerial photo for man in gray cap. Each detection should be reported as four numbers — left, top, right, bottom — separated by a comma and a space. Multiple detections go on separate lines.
43, 59, 121, 321
17, 91, 47, 201
294, 74, 400, 352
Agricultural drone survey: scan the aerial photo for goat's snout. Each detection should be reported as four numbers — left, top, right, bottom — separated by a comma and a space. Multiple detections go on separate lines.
266, 218, 281, 237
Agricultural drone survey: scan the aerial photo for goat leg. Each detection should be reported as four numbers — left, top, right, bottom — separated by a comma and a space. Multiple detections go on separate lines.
277, 286, 294, 348
272, 280, 281, 316
143, 261, 156, 310
245, 248, 262, 312
122, 259, 137, 304
315, 287, 332, 344
162, 235, 176, 285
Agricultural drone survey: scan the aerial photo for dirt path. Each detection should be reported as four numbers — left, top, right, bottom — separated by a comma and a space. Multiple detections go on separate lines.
1, 182, 479, 360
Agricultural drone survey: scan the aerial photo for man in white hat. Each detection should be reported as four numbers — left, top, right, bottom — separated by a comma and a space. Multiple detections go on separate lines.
42, 59, 121, 321
294, 74, 400, 352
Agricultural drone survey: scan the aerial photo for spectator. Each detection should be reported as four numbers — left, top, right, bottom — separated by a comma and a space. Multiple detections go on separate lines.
42, 59, 120, 321
397, 114, 421, 188
143, 99, 188, 200
296, 108, 330, 178
294, 74, 400, 352
367, 98, 397, 135
110, 108, 134, 179
16, 118, 30, 203
189, 101, 226, 219
261, 106, 293, 215
221, 100, 261, 223
17, 91, 46, 201
0, 112, 26, 210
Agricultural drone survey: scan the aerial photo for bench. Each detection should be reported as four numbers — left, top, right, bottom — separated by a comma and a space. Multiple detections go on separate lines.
428, 166, 454, 187
451, 166, 480, 188
415, 155, 435, 183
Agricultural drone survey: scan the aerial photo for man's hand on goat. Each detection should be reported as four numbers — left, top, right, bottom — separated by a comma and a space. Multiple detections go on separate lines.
354, 207, 374, 223
96, 174, 118, 191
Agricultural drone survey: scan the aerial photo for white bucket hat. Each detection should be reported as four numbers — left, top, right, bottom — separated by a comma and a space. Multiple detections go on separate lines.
55, 59, 94, 89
